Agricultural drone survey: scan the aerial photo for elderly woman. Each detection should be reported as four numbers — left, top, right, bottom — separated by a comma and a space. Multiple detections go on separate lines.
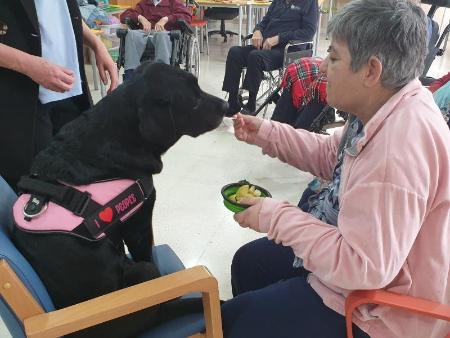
222, 0, 450, 337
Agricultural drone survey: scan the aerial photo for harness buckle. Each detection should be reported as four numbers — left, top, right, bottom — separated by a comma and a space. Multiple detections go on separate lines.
23, 195, 48, 221
73, 192, 92, 217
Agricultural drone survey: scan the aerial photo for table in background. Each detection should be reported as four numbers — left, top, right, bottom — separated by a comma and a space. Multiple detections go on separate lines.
196, 0, 247, 46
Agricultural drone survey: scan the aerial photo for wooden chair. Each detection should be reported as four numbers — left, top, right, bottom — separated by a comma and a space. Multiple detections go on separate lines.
346, 290, 450, 338
0, 176, 223, 338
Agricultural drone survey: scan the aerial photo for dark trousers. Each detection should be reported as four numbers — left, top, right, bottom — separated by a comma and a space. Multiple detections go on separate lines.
34, 96, 83, 158
3, 96, 83, 190
222, 238, 371, 338
271, 90, 326, 130
222, 45, 284, 95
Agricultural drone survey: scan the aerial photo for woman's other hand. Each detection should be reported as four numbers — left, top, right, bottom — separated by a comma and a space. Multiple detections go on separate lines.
233, 112, 264, 143
252, 30, 263, 49
93, 43, 118, 94
155, 17, 169, 32
233, 197, 265, 232
262, 35, 279, 50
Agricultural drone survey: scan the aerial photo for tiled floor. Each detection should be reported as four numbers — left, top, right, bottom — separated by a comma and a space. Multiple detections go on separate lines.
2, 6, 450, 336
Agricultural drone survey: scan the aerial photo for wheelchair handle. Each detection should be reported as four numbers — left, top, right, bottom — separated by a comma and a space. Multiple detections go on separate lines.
123, 17, 142, 30
176, 19, 194, 35
284, 40, 314, 55
116, 28, 128, 39
241, 33, 253, 45
284, 40, 314, 49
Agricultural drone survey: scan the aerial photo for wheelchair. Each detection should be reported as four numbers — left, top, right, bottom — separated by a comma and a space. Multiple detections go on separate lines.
116, 18, 201, 79
238, 35, 314, 118
254, 52, 348, 135
421, 0, 450, 84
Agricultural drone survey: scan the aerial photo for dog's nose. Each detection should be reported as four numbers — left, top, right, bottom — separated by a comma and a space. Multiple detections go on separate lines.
220, 101, 229, 116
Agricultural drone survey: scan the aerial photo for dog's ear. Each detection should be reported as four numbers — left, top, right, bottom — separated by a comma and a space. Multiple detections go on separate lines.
136, 85, 174, 149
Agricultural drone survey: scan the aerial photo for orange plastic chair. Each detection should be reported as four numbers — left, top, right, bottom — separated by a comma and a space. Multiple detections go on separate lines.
191, 16, 209, 55
188, 5, 209, 55
345, 290, 450, 338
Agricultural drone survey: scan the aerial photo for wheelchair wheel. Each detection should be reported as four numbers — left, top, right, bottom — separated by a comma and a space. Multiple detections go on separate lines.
185, 36, 200, 78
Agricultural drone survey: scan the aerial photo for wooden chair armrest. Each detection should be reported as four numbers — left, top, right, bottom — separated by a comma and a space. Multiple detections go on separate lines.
24, 265, 222, 338
345, 290, 450, 338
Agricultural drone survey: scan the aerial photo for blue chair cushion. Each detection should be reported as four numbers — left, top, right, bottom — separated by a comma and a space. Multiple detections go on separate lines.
0, 176, 205, 337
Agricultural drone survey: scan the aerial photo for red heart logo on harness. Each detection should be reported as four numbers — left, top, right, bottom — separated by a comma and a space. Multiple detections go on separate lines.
99, 207, 113, 223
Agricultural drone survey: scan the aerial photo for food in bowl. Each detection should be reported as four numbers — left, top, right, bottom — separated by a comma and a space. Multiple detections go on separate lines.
221, 180, 271, 213
228, 184, 262, 203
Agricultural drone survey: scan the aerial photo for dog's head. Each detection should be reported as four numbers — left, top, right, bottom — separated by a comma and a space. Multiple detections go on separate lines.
30, 63, 228, 184
130, 62, 227, 149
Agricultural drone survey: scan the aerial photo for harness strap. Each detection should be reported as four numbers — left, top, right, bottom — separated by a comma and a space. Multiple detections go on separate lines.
81, 177, 153, 238
18, 176, 99, 217
17, 176, 154, 240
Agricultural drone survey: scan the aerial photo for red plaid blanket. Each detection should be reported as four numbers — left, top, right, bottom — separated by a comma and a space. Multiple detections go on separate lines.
280, 57, 328, 109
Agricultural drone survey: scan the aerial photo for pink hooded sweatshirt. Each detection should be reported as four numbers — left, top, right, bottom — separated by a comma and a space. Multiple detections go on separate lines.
251, 79, 450, 338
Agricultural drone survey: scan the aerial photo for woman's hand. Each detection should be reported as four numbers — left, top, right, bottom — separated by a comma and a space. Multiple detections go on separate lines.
138, 15, 152, 32
93, 42, 118, 94
82, 21, 118, 93
233, 197, 265, 233
262, 35, 279, 50
252, 30, 263, 49
155, 17, 169, 31
25, 56, 75, 92
233, 112, 264, 143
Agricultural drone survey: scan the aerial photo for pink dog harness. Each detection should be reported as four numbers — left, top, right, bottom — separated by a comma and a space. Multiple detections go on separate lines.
13, 177, 154, 240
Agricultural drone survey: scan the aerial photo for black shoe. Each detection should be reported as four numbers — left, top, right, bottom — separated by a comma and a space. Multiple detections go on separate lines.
226, 105, 241, 117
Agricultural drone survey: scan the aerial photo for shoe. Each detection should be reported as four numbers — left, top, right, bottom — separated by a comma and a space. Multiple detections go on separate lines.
226, 102, 242, 117
226, 106, 241, 117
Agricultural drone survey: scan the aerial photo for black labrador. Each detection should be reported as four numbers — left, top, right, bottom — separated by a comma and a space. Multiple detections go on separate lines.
11, 62, 227, 338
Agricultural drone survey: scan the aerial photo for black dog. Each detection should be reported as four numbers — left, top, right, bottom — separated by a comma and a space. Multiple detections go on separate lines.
11, 62, 227, 337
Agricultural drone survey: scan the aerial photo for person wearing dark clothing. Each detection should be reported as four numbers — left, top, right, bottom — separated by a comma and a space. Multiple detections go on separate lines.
222, 0, 319, 116
0, 0, 118, 190
271, 56, 327, 129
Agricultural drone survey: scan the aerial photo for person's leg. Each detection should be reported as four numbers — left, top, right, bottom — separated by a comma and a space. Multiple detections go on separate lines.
222, 276, 371, 338
34, 95, 81, 157
294, 100, 327, 130
124, 30, 149, 71
271, 89, 299, 126
33, 101, 54, 157
242, 48, 284, 113
48, 96, 83, 136
231, 237, 308, 296
222, 45, 255, 116
151, 32, 172, 65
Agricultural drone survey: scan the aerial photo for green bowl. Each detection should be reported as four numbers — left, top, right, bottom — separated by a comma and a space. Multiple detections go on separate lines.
221, 180, 272, 213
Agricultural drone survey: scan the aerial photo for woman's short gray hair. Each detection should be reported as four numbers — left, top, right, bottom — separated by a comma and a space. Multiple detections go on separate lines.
327, 0, 427, 89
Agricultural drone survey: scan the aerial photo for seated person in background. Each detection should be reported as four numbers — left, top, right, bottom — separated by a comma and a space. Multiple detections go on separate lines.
271, 56, 328, 129
221, 0, 450, 337
430, 73, 450, 126
120, 0, 191, 77
428, 71, 450, 93
222, 0, 319, 116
